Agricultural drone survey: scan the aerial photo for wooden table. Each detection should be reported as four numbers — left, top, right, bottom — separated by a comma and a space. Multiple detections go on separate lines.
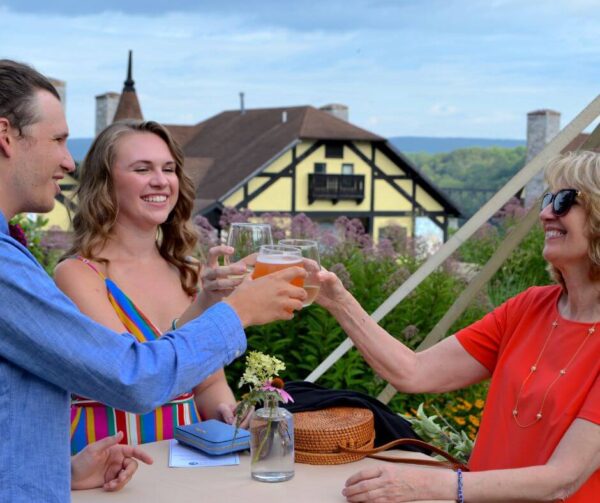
72, 440, 453, 502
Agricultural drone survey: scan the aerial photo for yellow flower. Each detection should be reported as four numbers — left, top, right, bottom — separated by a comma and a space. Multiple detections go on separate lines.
475, 399, 485, 409
454, 417, 466, 426
462, 401, 473, 411
469, 415, 480, 427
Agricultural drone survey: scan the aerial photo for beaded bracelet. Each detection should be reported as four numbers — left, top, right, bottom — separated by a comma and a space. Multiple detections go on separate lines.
456, 468, 464, 503
171, 318, 180, 330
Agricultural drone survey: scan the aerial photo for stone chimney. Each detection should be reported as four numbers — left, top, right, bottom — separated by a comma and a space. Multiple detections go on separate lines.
523, 109, 561, 208
320, 103, 349, 122
95, 92, 120, 136
48, 78, 66, 110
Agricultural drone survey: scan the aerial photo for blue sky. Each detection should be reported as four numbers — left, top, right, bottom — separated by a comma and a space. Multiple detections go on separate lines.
1, 0, 599, 139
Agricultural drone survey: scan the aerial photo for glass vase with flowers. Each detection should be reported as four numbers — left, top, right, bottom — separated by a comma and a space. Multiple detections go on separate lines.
234, 351, 295, 482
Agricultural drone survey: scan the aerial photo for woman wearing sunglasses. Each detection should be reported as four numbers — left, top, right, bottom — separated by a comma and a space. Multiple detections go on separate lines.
316, 151, 599, 502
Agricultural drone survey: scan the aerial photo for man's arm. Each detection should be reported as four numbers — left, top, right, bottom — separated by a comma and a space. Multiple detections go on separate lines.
1, 244, 244, 412
1, 238, 306, 412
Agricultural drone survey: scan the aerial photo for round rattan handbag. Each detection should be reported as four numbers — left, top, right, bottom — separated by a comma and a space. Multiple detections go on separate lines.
293, 407, 375, 465
293, 407, 469, 471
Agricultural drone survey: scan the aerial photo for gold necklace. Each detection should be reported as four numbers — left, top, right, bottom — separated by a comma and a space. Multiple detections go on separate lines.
512, 318, 596, 428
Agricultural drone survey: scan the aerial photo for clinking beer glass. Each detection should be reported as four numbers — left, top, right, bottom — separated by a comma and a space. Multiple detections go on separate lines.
252, 244, 304, 288
279, 239, 320, 307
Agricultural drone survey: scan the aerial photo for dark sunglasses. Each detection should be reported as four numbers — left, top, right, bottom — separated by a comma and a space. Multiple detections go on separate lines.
541, 189, 581, 217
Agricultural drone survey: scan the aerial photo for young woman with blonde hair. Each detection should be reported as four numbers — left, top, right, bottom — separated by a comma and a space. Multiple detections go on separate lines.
55, 120, 251, 453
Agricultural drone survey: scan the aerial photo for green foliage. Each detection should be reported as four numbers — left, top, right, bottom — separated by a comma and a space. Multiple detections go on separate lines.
226, 247, 491, 418
403, 403, 474, 462
217, 209, 550, 441
9, 214, 62, 275
457, 219, 552, 306
407, 147, 526, 218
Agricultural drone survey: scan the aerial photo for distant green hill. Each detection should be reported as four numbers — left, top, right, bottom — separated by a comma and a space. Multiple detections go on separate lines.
390, 136, 524, 154
406, 146, 526, 218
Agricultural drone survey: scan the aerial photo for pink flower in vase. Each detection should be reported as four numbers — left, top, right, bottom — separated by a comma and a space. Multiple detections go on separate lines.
261, 379, 294, 404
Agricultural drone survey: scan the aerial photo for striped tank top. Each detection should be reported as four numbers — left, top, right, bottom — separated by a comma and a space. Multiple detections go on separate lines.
70, 257, 200, 454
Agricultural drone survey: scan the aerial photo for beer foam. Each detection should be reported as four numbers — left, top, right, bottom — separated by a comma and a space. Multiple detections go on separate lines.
257, 255, 302, 265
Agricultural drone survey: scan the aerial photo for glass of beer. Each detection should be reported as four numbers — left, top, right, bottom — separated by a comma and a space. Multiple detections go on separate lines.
252, 244, 304, 288
224, 223, 273, 278
279, 239, 320, 306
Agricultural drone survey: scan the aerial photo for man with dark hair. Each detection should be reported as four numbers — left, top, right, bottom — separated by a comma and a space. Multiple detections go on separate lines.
0, 59, 306, 502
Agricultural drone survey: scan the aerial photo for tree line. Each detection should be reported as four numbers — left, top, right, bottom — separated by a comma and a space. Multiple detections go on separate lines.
407, 146, 526, 218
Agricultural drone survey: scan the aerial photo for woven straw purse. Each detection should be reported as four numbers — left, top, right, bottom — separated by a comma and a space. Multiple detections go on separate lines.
293, 407, 469, 471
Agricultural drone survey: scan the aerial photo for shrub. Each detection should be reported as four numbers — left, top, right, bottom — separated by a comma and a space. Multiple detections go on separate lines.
209, 208, 495, 441
8, 215, 66, 275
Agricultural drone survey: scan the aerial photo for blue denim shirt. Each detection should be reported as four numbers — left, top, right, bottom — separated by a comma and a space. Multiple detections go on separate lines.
0, 212, 246, 502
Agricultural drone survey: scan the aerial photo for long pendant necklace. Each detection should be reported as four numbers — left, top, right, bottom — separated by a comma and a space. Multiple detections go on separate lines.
512, 319, 596, 428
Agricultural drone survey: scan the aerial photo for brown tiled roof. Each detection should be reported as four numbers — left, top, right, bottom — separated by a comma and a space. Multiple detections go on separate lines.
113, 90, 143, 122
562, 133, 592, 153
193, 198, 220, 213
165, 124, 203, 148
183, 156, 213, 191
180, 106, 383, 202
113, 50, 143, 122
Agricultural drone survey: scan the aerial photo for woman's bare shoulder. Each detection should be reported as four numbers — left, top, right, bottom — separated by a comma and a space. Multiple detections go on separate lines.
54, 257, 106, 288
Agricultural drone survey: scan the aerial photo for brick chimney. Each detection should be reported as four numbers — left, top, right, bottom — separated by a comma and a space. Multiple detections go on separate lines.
523, 109, 560, 208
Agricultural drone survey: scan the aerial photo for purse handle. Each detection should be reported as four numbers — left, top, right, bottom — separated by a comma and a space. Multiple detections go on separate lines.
338, 438, 469, 472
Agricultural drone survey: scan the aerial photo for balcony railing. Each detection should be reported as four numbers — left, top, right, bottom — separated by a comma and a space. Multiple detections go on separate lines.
308, 174, 365, 204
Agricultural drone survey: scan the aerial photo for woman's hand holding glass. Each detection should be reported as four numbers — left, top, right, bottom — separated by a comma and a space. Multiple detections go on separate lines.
279, 239, 321, 307
199, 245, 249, 311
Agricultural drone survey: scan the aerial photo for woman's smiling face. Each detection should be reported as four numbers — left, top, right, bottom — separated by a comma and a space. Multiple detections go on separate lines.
540, 186, 589, 270
111, 132, 179, 230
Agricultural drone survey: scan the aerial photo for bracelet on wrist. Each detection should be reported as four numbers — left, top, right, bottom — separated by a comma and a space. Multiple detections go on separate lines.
456, 468, 464, 503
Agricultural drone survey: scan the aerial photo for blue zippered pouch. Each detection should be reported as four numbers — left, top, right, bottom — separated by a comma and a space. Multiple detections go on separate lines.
175, 419, 250, 455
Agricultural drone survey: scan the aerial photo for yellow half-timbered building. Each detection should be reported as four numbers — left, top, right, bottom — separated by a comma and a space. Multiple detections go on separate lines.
49, 54, 459, 239
169, 105, 460, 240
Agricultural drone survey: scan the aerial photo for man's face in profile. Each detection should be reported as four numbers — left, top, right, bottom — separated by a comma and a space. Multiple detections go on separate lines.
8, 90, 74, 215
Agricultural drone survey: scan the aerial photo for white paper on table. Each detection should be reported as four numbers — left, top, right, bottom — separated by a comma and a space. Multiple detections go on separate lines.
168, 439, 240, 468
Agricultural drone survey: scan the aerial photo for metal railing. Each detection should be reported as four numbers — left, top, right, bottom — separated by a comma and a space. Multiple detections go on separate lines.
308, 173, 365, 204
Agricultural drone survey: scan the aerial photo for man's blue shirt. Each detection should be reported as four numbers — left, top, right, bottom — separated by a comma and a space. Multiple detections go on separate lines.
0, 212, 246, 502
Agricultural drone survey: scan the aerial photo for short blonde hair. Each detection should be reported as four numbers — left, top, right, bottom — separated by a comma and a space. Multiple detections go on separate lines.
544, 151, 600, 288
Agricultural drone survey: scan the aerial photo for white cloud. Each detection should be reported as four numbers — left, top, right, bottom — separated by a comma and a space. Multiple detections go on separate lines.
1, 2, 599, 140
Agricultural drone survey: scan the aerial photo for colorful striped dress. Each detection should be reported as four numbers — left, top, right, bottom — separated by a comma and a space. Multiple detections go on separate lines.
70, 257, 200, 454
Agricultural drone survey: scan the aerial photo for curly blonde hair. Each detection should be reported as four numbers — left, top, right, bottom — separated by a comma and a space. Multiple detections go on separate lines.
544, 150, 600, 289
64, 120, 199, 296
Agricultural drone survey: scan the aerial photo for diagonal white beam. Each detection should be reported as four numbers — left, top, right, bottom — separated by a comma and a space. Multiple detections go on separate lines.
306, 94, 600, 383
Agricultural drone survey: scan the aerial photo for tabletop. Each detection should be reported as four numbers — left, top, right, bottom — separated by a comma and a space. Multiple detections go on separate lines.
72, 440, 454, 503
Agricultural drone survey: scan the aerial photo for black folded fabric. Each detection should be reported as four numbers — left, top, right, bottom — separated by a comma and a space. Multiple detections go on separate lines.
282, 380, 430, 454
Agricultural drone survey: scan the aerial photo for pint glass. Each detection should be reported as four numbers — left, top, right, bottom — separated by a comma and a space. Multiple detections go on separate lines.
252, 244, 304, 287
